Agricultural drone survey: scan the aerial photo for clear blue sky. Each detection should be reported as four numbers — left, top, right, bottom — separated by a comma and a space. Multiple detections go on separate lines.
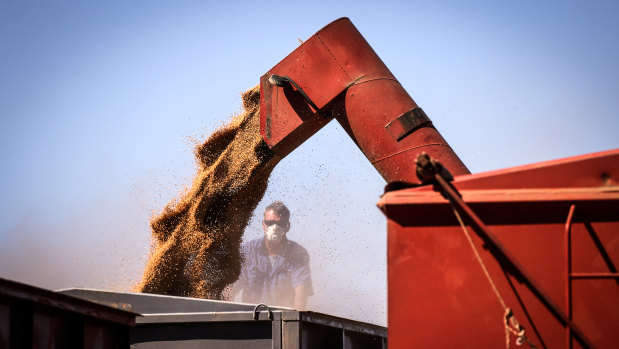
1, 0, 617, 325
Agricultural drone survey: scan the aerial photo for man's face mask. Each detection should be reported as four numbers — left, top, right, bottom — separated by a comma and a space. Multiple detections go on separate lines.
265, 224, 287, 244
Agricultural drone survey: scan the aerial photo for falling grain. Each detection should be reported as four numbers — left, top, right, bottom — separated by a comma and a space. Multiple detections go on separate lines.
135, 86, 281, 299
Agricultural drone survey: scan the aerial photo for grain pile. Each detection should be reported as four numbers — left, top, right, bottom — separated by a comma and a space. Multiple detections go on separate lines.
135, 86, 281, 299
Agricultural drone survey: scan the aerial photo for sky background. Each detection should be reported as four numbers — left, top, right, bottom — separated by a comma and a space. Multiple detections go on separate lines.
0, 0, 617, 326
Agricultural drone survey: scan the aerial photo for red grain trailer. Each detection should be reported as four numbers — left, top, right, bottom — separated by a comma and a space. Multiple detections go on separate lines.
379, 149, 619, 348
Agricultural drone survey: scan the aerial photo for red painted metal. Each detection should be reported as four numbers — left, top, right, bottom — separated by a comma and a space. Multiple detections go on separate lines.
571, 273, 619, 279
565, 204, 575, 348
432, 172, 592, 347
260, 18, 619, 348
260, 18, 469, 184
379, 149, 619, 348
435, 175, 592, 347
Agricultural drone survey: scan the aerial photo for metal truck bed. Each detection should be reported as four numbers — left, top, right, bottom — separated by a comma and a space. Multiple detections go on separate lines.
60, 288, 387, 349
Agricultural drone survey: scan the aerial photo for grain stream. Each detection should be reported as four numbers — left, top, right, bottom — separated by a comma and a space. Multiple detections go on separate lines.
135, 86, 280, 299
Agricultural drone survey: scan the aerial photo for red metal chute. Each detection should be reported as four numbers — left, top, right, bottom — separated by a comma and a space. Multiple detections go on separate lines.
260, 17, 469, 184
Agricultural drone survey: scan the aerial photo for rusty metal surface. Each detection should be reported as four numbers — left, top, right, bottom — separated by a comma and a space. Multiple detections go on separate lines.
379, 149, 619, 348
300, 312, 387, 338
260, 17, 469, 183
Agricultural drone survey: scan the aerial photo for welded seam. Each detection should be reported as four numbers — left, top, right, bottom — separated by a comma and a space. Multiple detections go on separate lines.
350, 77, 399, 86
370, 143, 450, 164
316, 34, 352, 81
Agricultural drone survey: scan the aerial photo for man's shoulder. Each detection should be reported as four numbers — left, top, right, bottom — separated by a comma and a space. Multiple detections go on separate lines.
285, 239, 307, 252
285, 239, 310, 261
243, 237, 266, 253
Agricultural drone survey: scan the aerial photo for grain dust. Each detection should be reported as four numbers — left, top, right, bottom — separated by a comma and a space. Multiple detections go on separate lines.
135, 86, 281, 299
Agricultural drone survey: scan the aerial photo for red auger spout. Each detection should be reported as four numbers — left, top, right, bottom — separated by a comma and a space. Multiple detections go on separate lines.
260, 17, 469, 184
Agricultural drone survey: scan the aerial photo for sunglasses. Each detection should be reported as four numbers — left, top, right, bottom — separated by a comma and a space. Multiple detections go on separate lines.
263, 220, 288, 227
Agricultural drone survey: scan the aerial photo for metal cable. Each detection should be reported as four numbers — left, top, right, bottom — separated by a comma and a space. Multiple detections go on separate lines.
450, 203, 537, 349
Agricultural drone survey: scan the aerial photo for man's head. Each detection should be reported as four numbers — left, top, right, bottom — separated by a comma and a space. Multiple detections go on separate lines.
263, 201, 290, 244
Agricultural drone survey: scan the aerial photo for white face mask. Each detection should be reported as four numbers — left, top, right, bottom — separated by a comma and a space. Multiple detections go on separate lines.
265, 224, 287, 244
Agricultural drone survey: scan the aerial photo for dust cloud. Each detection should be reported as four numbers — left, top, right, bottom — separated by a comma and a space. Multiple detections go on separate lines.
135, 85, 386, 325
0, 84, 387, 326
237, 136, 388, 325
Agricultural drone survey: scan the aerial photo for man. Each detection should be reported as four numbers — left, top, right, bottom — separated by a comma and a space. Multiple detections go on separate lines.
232, 201, 313, 309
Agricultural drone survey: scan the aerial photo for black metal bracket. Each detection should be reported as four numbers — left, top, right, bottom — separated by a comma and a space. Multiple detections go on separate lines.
385, 108, 432, 141
252, 303, 273, 320
269, 74, 332, 118
415, 152, 453, 184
